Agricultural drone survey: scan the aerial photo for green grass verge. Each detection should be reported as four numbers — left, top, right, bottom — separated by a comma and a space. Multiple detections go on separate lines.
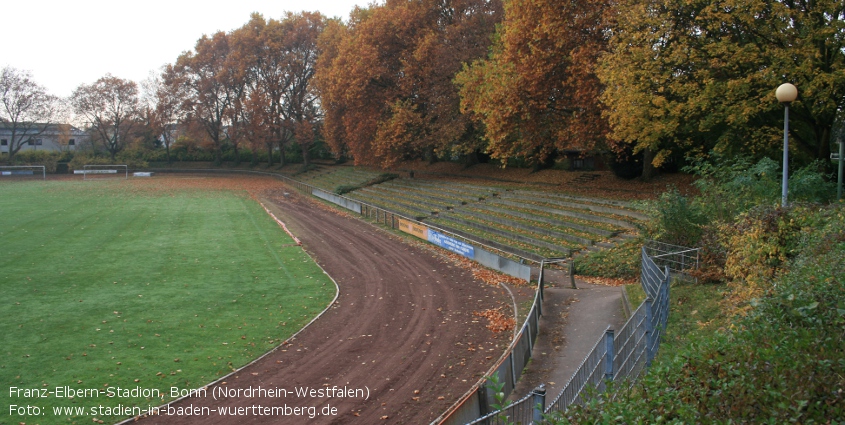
575, 239, 642, 279
0, 180, 335, 423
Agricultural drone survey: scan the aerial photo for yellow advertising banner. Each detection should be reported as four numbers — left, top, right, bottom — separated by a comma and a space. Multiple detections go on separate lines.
397, 218, 428, 240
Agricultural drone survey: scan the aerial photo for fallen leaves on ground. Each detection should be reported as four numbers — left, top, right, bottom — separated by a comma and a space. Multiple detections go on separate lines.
473, 308, 516, 333
445, 253, 530, 287
576, 275, 636, 287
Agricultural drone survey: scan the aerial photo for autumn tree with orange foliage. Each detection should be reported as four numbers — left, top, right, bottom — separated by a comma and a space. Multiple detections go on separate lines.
172, 32, 237, 165
456, 0, 614, 169
71, 74, 141, 161
228, 12, 325, 167
316, 0, 502, 168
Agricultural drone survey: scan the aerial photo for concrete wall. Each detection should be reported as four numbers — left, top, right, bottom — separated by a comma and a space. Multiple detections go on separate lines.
474, 246, 531, 282
312, 188, 362, 214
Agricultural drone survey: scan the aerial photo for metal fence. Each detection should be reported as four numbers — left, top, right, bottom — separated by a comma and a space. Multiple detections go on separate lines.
542, 247, 670, 418
644, 239, 699, 282
456, 247, 672, 424
436, 274, 545, 425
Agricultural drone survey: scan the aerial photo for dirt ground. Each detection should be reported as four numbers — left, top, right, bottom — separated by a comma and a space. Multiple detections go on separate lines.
140, 185, 515, 425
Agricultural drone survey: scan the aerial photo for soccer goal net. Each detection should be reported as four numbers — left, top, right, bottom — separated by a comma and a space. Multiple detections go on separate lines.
76, 164, 129, 180
0, 165, 46, 180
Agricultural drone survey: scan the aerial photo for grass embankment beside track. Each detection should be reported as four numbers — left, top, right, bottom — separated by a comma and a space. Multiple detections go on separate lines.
0, 179, 335, 423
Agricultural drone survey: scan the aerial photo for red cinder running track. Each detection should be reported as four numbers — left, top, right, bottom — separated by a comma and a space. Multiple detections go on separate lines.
143, 189, 510, 424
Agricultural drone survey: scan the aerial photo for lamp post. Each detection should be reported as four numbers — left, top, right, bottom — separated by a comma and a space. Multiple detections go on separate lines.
776, 83, 798, 207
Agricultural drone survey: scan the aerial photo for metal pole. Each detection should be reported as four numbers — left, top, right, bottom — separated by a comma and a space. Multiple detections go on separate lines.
838, 139, 843, 201
782, 104, 789, 207
604, 328, 615, 382
644, 298, 654, 367
531, 386, 546, 423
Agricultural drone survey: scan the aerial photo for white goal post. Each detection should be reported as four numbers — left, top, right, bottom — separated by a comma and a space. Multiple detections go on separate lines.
0, 165, 46, 180
76, 164, 129, 180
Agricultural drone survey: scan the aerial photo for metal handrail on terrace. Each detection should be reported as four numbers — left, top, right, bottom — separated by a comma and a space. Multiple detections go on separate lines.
644, 239, 699, 281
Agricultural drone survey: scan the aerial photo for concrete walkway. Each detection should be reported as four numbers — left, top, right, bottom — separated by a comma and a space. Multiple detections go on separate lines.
508, 269, 628, 408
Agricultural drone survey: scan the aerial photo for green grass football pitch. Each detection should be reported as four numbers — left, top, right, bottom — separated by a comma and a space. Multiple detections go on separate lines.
0, 179, 336, 422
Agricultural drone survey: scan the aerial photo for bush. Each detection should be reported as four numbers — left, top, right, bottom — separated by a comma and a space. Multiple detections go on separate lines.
642, 187, 707, 247
9, 151, 71, 173
546, 203, 845, 424
719, 205, 802, 304
334, 173, 398, 195
686, 155, 835, 222
334, 184, 359, 195
68, 154, 148, 171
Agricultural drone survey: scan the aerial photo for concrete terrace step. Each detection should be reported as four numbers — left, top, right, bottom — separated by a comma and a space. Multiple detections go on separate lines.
499, 192, 649, 221
358, 187, 455, 212
420, 220, 547, 263
446, 209, 595, 246
509, 189, 638, 210
572, 173, 602, 183
434, 215, 573, 257
469, 204, 619, 238
383, 181, 487, 202
493, 199, 637, 229
368, 185, 467, 207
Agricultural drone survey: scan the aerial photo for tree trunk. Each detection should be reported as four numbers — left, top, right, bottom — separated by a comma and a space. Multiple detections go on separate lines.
233, 145, 240, 166
213, 143, 222, 166
302, 146, 310, 169
165, 144, 172, 165
267, 143, 274, 166
818, 126, 832, 171
425, 146, 437, 164
641, 147, 656, 181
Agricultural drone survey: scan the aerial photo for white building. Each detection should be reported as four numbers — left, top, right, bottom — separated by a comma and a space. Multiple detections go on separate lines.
0, 123, 89, 154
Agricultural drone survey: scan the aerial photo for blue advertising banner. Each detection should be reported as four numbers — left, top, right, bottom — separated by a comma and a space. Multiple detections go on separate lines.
427, 229, 475, 259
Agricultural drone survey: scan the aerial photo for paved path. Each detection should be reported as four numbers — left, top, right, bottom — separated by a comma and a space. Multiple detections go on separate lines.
509, 269, 627, 408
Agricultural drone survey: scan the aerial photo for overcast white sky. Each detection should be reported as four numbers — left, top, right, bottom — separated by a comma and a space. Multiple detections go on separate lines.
5, 0, 366, 98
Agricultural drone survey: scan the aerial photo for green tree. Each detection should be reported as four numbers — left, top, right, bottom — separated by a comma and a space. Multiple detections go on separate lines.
599, 0, 845, 178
